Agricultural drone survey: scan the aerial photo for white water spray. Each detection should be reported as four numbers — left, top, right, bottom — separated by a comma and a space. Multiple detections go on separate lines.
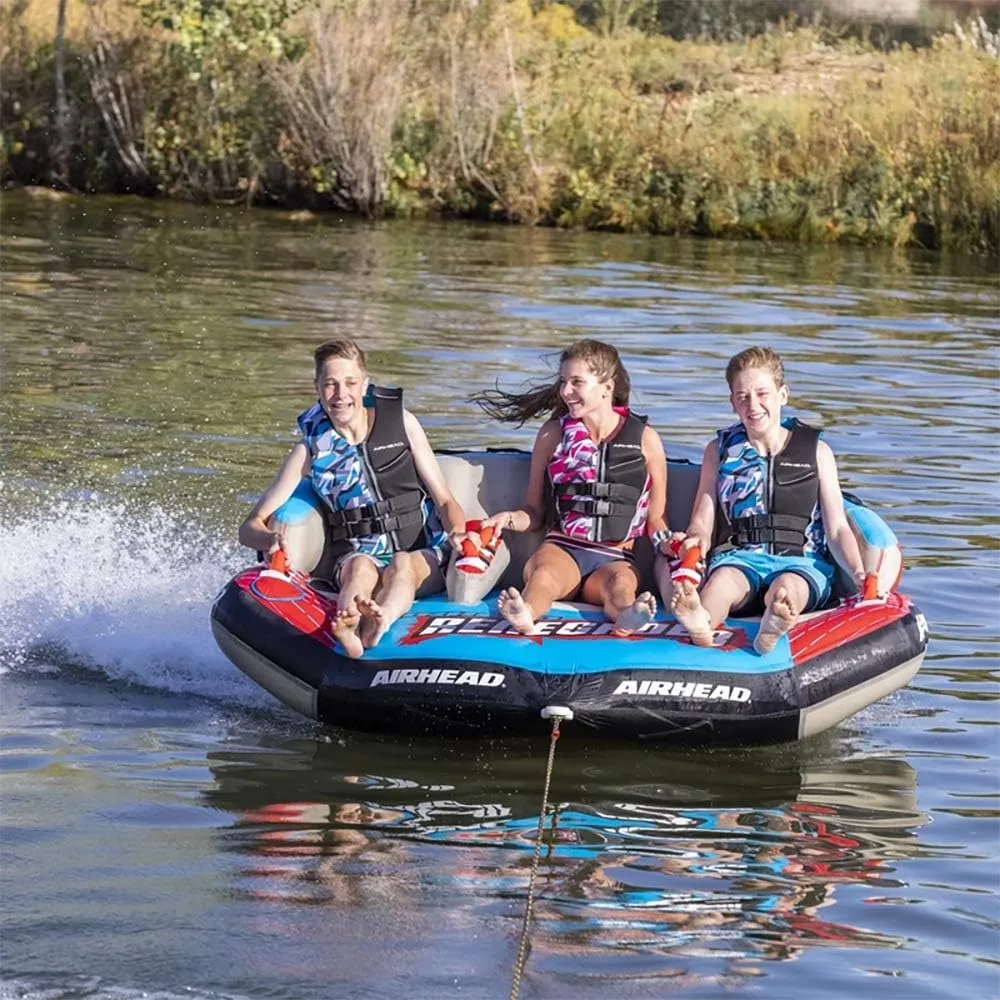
0, 496, 269, 706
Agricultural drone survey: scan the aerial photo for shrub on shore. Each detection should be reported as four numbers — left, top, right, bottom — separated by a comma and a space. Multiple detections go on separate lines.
2, 0, 997, 255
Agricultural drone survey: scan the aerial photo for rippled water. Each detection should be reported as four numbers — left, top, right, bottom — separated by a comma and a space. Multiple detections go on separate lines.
1, 192, 997, 999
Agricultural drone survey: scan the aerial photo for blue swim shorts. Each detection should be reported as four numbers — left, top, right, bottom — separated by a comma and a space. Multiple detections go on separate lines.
707, 550, 835, 611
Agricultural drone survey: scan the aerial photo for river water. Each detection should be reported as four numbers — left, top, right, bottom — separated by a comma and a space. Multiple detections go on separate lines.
1, 192, 997, 999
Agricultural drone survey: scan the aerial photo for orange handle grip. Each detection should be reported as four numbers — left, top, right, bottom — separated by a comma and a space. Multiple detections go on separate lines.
679, 546, 702, 570
459, 520, 498, 557
269, 548, 289, 574
862, 573, 879, 601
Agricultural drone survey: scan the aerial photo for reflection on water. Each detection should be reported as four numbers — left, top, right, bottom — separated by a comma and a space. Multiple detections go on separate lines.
206, 735, 926, 986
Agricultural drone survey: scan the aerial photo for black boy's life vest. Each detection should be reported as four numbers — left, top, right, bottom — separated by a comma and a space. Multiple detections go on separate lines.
713, 418, 823, 557
322, 386, 430, 551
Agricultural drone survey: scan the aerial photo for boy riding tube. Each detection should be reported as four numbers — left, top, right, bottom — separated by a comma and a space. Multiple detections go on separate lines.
671, 346, 866, 654
238, 339, 467, 658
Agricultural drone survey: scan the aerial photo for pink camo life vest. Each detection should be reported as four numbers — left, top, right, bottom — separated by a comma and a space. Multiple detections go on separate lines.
546, 408, 651, 544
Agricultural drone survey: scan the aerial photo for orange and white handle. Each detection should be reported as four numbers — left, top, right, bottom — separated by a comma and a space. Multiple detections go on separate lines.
256, 545, 293, 581
268, 548, 290, 575
670, 545, 703, 587
858, 544, 885, 602
455, 519, 505, 575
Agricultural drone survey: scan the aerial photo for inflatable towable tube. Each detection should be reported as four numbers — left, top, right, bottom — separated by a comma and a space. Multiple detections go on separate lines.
211, 451, 927, 745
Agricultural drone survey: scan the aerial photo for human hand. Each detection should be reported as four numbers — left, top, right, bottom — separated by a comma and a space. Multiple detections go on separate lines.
265, 525, 286, 554
857, 570, 881, 600
481, 511, 515, 532
674, 536, 708, 578
265, 525, 291, 571
656, 530, 688, 557
679, 535, 707, 559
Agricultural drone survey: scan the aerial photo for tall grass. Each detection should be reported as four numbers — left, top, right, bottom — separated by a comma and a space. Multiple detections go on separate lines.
2, 0, 997, 254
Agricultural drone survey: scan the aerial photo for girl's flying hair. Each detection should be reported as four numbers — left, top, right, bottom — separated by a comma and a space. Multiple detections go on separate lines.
471, 339, 631, 425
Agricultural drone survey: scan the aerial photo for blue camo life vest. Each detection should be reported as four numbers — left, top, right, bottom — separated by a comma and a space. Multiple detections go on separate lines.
297, 386, 446, 559
713, 417, 827, 560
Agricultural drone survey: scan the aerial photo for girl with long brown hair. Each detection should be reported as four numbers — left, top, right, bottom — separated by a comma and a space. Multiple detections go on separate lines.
474, 339, 673, 635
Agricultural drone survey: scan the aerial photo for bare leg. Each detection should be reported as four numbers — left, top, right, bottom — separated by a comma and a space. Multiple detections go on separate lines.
359, 551, 437, 649
331, 555, 380, 658
670, 566, 752, 647
499, 542, 583, 634
331, 606, 364, 659
755, 573, 810, 654
653, 553, 675, 611
581, 561, 651, 635
698, 566, 754, 629
497, 587, 537, 635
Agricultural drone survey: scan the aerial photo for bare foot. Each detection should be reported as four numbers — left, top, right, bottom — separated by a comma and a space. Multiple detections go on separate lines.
331, 606, 364, 659
357, 597, 388, 649
670, 581, 714, 647
754, 587, 799, 655
498, 587, 536, 635
613, 591, 657, 636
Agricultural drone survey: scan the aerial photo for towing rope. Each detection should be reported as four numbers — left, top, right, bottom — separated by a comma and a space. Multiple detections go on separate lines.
508, 709, 569, 1000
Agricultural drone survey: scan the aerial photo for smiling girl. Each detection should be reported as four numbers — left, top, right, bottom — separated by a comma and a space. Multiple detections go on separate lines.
473, 339, 670, 636
671, 346, 865, 654
238, 339, 466, 658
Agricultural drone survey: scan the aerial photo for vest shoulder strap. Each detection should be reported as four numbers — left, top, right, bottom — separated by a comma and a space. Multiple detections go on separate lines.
772, 419, 821, 486
363, 385, 412, 470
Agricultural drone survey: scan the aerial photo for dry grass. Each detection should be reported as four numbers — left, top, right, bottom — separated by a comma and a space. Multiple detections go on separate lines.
15, 0, 103, 39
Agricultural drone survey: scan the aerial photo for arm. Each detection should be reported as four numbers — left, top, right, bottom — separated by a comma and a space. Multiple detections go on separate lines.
403, 409, 466, 543
482, 420, 560, 533
640, 426, 671, 553
681, 439, 720, 556
238, 442, 311, 555
816, 440, 866, 589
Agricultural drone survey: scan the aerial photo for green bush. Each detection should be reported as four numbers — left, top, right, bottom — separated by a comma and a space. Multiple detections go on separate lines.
2, 0, 996, 254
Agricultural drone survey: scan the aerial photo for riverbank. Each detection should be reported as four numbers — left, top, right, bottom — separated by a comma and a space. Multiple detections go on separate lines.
3, 0, 998, 254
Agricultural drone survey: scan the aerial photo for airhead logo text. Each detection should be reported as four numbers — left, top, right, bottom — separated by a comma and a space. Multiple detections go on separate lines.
370, 668, 504, 688
612, 679, 751, 702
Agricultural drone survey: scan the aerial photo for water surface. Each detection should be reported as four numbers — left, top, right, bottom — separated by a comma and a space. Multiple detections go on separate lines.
1, 193, 998, 999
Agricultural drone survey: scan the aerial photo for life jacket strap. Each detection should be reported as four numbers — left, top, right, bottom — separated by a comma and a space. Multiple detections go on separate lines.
556, 497, 639, 519
716, 512, 811, 552
552, 480, 643, 522
552, 481, 642, 500
324, 490, 425, 540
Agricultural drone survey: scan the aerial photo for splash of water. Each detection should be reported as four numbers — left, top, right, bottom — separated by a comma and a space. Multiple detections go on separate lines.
0, 496, 267, 705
